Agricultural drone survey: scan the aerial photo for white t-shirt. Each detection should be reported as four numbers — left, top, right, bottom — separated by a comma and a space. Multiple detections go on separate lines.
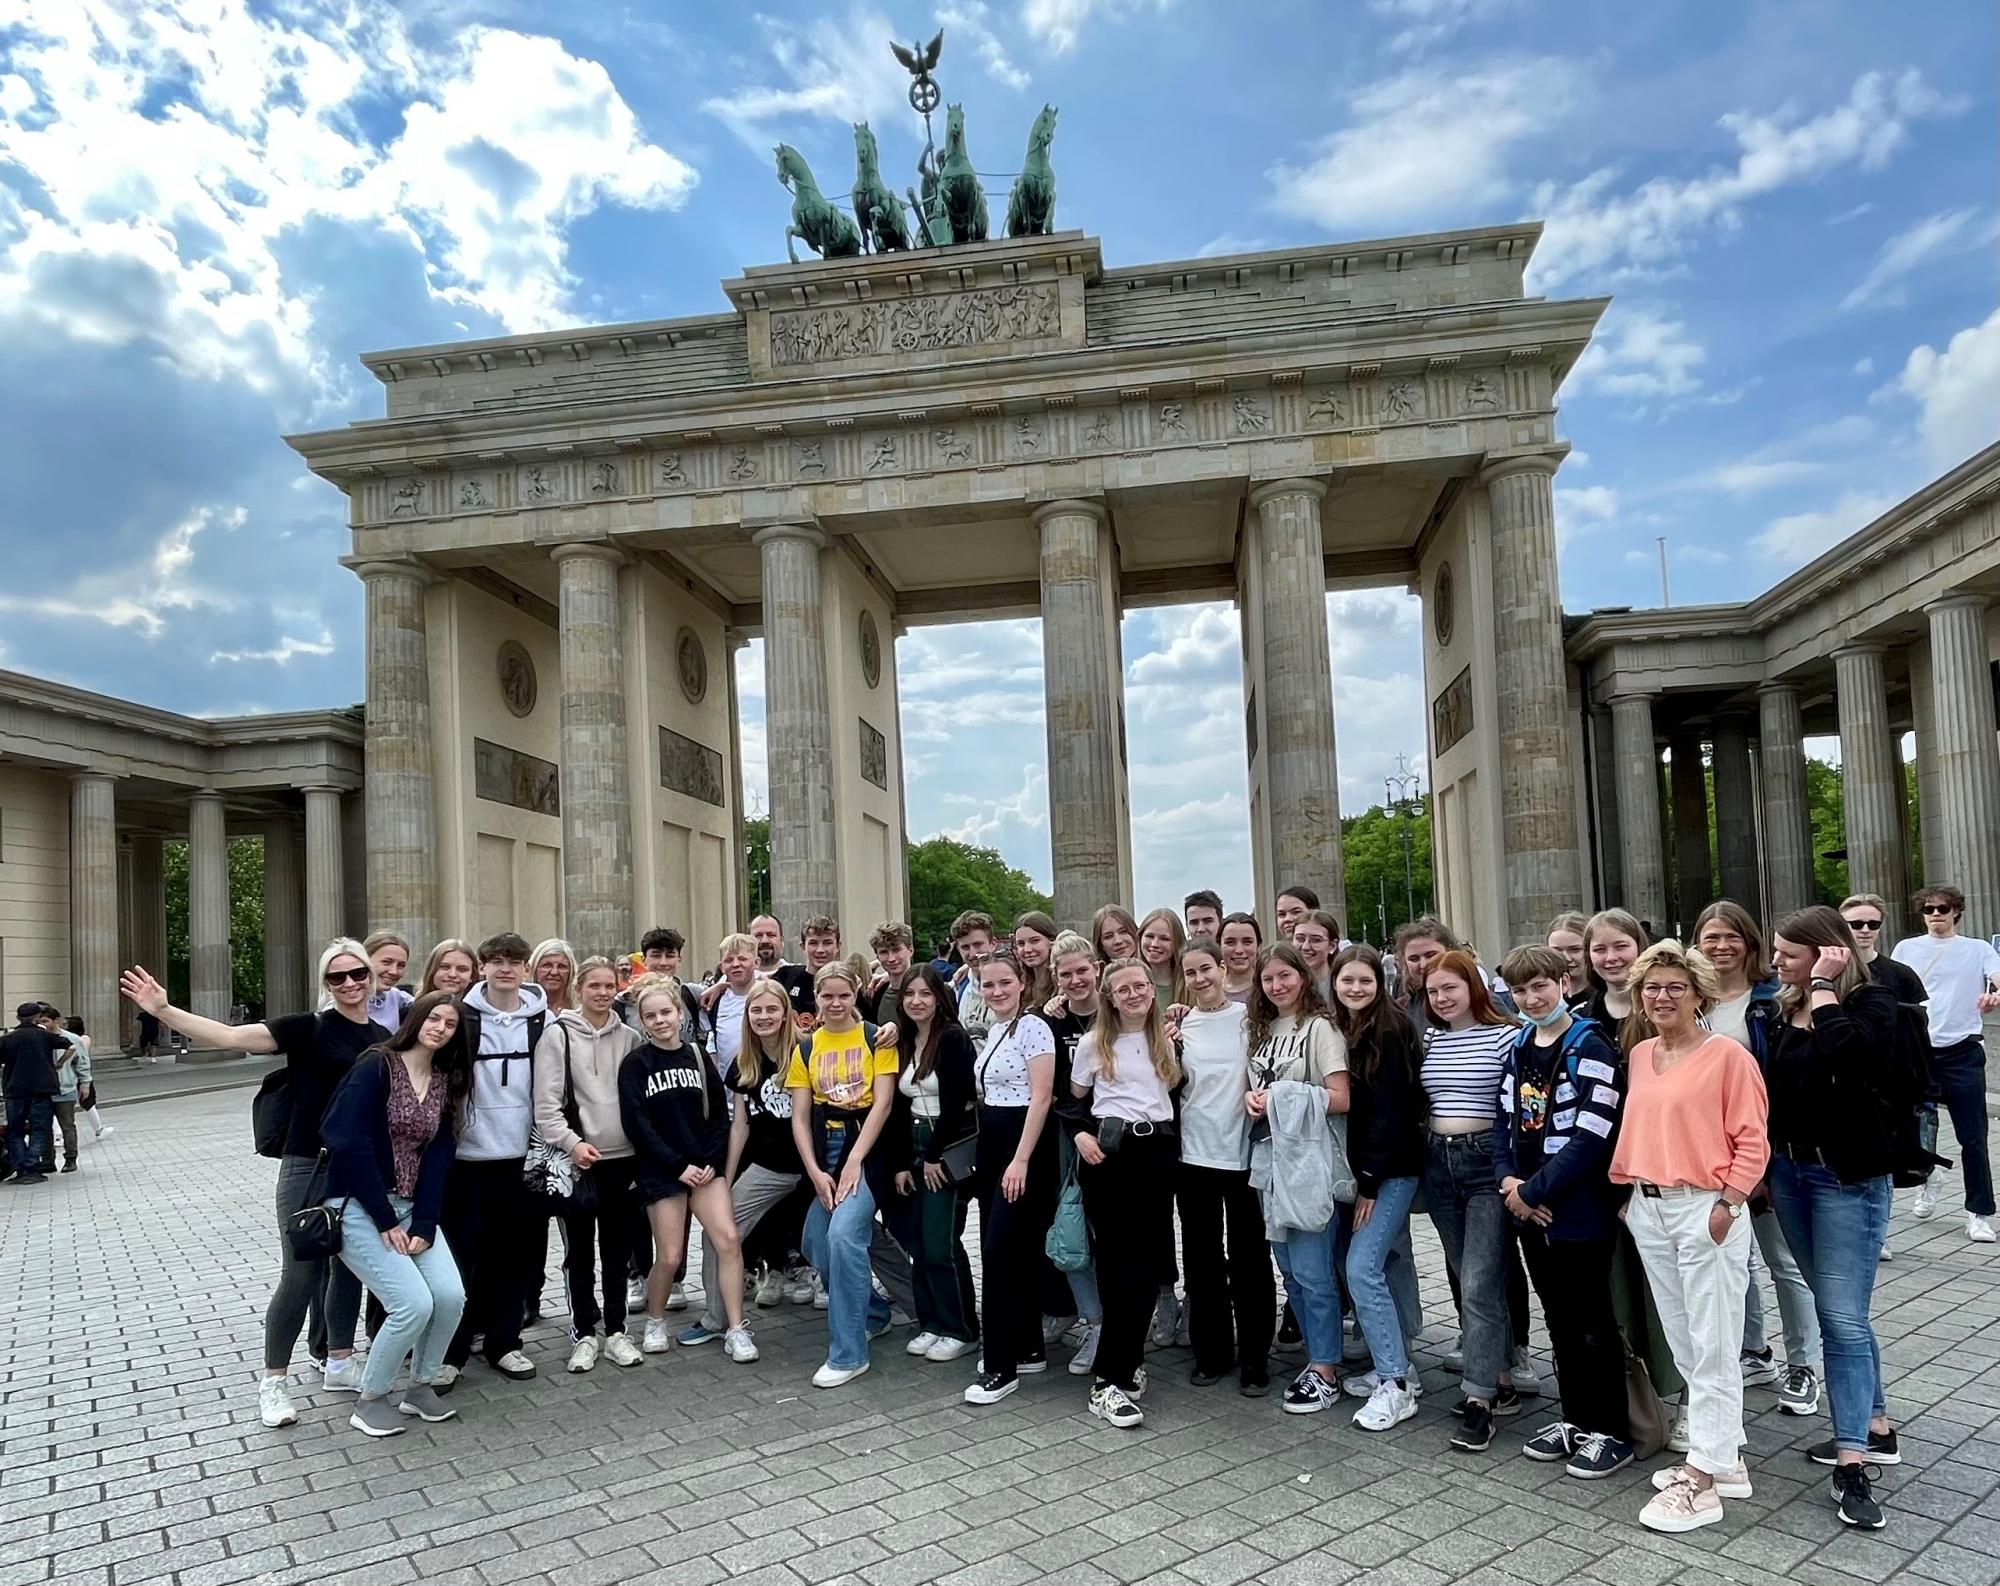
898, 1063, 941, 1118
1708, 989, 1753, 1046
1250, 1013, 1347, 1091
1071, 1029, 1175, 1124
975, 1014, 1055, 1107
1893, 934, 2000, 1045
711, 986, 749, 1075
1177, 1001, 1251, 1171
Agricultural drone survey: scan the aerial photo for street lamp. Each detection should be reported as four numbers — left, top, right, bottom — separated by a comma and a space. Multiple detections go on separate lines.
1385, 755, 1424, 924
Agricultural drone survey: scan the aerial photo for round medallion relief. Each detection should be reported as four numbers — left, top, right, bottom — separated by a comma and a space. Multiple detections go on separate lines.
1432, 563, 1455, 647
675, 627, 708, 704
859, 610, 882, 689
497, 640, 537, 718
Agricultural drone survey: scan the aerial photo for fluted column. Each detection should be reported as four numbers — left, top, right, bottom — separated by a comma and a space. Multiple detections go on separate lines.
357, 559, 439, 950
262, 817, 305, 1016
116, 839, 138, 1048
1611, 693, 1667, 930
304, 786, 346, 964
1927, 596, 2000, 932
755, 525, 838, 931
1835, 644, 1909, 947
1667, 729, 1712, 930
187, 791, 231, 1022
1908, 635, 1941, 885
1757, 685, 1815, 919
1035, 499, 1132, 927
1481, 455, 1584, 940
553, 543, 636, 958
1710, 715, 1759, 908
1249, 479, 1343, 910
69, 774, 120, 1052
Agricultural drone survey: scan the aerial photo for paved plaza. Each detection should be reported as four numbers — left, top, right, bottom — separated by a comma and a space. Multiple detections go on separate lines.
5, 1090, 2000, 1586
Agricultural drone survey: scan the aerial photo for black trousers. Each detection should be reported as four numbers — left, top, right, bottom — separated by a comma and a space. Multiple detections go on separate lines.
566, 1158, 640, 1336
1077, 1131, 1176, 1392
443, 1157, 532, 1366
1176, 1162, 1274, 1384
1519, 1228, 1629, 1438
976, 1104, 1057, 1379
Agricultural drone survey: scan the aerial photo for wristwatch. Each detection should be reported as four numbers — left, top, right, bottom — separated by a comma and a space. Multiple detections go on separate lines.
1720, 1198, 1745, 1219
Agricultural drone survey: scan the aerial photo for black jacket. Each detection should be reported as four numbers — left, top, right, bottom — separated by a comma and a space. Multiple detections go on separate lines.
1344, 1021, 1426, 1200
0, 1024, 62, 1098
897, 1025, 978, 1173
319, 1052, 456, 1244
1766, 982, 1900, 1183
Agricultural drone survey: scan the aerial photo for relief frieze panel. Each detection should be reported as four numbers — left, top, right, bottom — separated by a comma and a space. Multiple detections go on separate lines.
768, 284, 1062, 369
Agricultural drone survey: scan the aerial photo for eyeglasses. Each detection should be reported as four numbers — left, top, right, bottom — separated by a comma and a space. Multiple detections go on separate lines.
1921, 904, 1957, 916
1842, 917, 1882, 931
1640, 983, 1692, 1001
324, 967, 370, 987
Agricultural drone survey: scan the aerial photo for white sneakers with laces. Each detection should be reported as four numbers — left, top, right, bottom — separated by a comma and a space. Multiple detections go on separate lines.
602, 1333, 644, 1367
724, 1326, 759, 1363
1352, 1378, 1419, 1432
320, 1356, 365, 1395
1639, 1470, 1725, 1532
1913, 1175, 1941, 1219
258, 1376, 298, 1428
908, 1331, 941, 1357
1969, 1212, 1996, 1243
567, 1335, 601, 1373
1090, 1383, 1144, 1428
641, 1317, 673, 1354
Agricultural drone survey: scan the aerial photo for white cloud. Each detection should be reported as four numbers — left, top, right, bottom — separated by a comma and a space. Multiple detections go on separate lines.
1553, 482, 1618, 547
211, 630, 337, 665
701, 7, 914, 142
940, 3, 1031, 89
1530, 69, 1962, 291
1853, 356, 1875, 376
1752, 489, 1897, 564
1268, 58, 1577, 234
0, 5, 694, 403
1565, 305, 1706, 402
1196, 232, 1270, 258
1707, 458, 1826, 495
0, 505, 243, 637
1840, 207, 1994, 312
1020, 0, 1172, 55
1894, 309, 2000, 468
1369, 0, 1521, 54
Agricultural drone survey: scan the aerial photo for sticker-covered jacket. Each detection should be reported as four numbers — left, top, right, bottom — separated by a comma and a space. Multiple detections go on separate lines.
1493, 1015, 1626, 1242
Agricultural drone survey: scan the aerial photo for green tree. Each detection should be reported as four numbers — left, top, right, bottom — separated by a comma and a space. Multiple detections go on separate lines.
1342, 800, 1434, 945
906, 836, 1053, 954
744, 816, 771, 920
1805, 757, 1846, 906
163, 836, 268, 1014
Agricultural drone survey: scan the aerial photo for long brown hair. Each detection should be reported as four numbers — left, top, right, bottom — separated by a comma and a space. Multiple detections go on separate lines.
375, 990, 472, 1106
1246, 943, 1331, 1053
894, 964, 963, 1081
1772, 905, 1868, 1016
1327, 944, 1418, 1087
1425, 950, 1515, 1028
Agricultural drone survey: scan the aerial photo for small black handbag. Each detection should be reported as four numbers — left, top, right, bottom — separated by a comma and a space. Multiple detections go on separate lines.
283, 1150, 347, 1260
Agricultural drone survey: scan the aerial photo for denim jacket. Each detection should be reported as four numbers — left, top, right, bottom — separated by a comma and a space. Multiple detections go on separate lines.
1738, 979, 1782, 1073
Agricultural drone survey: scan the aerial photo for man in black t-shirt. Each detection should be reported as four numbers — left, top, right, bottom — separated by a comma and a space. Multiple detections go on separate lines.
2, 1003, 64, 1184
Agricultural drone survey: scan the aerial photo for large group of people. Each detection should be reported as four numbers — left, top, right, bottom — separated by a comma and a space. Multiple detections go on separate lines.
107, 874, 2000, 1541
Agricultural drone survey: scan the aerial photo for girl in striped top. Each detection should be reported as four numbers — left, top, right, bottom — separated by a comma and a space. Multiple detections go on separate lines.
1420, 950, 1523, 1453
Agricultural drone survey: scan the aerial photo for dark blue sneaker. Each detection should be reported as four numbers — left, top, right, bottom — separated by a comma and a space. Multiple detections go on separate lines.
676, 1323, 722, 1347
1564, 1432, 1635, 1479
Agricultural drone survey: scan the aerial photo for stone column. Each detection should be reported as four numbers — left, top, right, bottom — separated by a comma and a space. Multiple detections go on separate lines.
1248, 480, 1343, 910
1757, 684, 1816, 919
187, 791, 231, 1022
130, 834, 167, 978
304, 785, 346, 966
1835, 644, 1910, 947
1667, 729, 1713, 929
356, 560, 439, 950
116, 839, 138, 1049
69, 773, 121, 1052
262, 817, 305, 1016
1480, 455, 1585, 940
553, 543, 637, 958
1589, 705, 1624, 908
1908, 635, 1941, 885
1710, 715, 1759, 908
1035, 499, 1133, 927
755, 525, 838, 932
1610, 693, 1667, 930
1927, 596, 2000, 932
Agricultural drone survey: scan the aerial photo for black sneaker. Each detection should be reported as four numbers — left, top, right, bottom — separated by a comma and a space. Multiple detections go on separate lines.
963, 1371, 1019, 1405
1189, 1367, 1224, 1387
1832, 1464, 1885, 1529
1277, 1305, 1302, 1347
1808, 1429, 1900, 1466
1239, 1374, 1271, 1398
1491, 1386, 1523, 1419
1017, 1352, 1048, 1375
1280, 1368, 1339, 1415
1522, 1421, 1580, 1462
1564, 1432, 1635, 1480
1450, 1400, 1494, 1452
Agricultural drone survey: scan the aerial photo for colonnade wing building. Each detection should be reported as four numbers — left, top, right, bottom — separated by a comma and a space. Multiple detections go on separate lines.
283, 228, 1604, 964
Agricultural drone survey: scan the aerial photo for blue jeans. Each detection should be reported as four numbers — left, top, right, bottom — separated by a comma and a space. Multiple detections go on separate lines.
6, 1096, 51, 1174
1346, 1176, 1420, 1379
1767, 1156, 1890, 1450
332, 1196, 466, 1396
803, 1124, 890, 1369
1424, 1130, 1509, 1402
1271, 1220, 1341, 1369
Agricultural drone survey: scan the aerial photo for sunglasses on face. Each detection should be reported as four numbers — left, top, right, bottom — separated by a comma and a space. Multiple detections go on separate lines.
1842, 917, 1882, 931
324, 967, 370, 986
1921, 904, 1956, 916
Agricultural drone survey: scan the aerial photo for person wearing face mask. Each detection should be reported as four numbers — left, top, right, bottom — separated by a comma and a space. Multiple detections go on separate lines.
1039, 932, 1108, 1372
1495, 947, 1634, 1480
532, 958, 646, 1373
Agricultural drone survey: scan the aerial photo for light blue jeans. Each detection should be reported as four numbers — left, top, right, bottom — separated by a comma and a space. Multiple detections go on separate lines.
802, 1127, 891, 1370
1346, 1176, 1420, 1379
1271, 1219, 1341, 1368
1767, 1158, 1890, 1449
1742, 1209, 1822, 1370
331, 1196, 465, 1396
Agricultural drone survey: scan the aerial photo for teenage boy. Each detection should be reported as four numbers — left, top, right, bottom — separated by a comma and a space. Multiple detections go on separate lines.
442, 932, 550, 1385
1893, 885, 2000, 1242
701, 935, 762, 1074
1, 1002, 62, 1185
1494, 946, 1634, 1477
948, 910, 997, 1040
620, 928, 701, 1035
1183, 891, 1224, 944
865, 922, 916, 1024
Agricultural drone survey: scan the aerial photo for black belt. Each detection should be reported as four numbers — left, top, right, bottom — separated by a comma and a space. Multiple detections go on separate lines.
1773, 1141, 1831, 1166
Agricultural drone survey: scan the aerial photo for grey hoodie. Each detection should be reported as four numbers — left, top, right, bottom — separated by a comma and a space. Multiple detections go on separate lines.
533, 1007, 641, 1159
457, 980, 549, 1161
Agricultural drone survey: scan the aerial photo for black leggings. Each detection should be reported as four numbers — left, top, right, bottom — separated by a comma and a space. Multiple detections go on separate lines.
975, 1104, 1057, 1379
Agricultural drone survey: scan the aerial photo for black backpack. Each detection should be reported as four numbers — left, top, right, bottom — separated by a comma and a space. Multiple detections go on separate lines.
1881, 992, 1950, 1189
251, 1067, 292, 1158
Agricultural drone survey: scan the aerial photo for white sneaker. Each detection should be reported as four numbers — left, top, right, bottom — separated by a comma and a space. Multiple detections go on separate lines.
1068, 1320, 1102, 1376
602, 1333, 644, 1367
1970, 1213, 1997, 1243
1739, 1350, 1782, 1388
627, 1275, 648, 1311
924, 1336, 976, 1362
567, 1335, 601, 1373
1090, 1383, 1144, 1428
434, 1364, 460, 1391
258, 1376, 298, 1429
813, 1360, 869, 1388
641, 1317, 673, 1354
94, 1123, 114, 1139
1914, 1175, 1941, 1220
756, 1266, 787, 1307
1667, 1407, 1690, 1454
810, 1271, 828, 1310
320, 1356, 365, 1395
907, 1331, 941, 1357
1510, 1348, 1542, 1395
1150, 1293, 1180, 1348
667, 1283, 690, 1312
492, 1349, 535, 1379
1353, 1378, 1419, 1432
785, 1265, 814, 1304
724, 1326, 759, 1363
1043, 1312, 1078, 1346
1652, 1461, 1753, 1499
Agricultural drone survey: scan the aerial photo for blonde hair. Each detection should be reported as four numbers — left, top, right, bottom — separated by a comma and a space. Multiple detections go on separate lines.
1138, 907, 1190, 1005
575, 955, 619, 989
631, 972, 686, 1026
417, 938, 477, 996
1625, 939, 1722, 1049
736, 978, 797, 1088
813, 960, 861, 995
1083, 959, 1181, 1087
1051, 930, 1095, 966
1773, 905, 1869, 1016
315, 937, 374, 1011
1584, 908, 1650, 993
718, 932, 757, 961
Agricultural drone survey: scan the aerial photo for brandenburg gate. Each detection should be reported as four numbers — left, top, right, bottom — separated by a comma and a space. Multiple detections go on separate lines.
289, 225, 1605, 959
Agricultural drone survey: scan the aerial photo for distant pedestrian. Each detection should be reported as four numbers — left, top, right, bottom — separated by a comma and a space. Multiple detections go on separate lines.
1, 1002, 63, 1185
64, 1017, 112, 1144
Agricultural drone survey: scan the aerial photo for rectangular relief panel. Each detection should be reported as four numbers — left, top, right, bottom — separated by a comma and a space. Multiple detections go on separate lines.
859, 718, 889, 791
659, 727, 726, 807
1432, 666, 1474, 758
474, 738, 560, 817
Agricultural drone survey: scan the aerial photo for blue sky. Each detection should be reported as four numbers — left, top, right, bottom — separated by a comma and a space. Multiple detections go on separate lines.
2, 0, 1995, 918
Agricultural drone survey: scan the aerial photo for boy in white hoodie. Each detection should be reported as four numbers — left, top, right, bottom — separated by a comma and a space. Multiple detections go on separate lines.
440, 933, 549, 1386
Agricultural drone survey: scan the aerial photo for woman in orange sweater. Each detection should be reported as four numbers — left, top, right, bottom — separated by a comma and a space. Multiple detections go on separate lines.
1610, 940, 1769, 1537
